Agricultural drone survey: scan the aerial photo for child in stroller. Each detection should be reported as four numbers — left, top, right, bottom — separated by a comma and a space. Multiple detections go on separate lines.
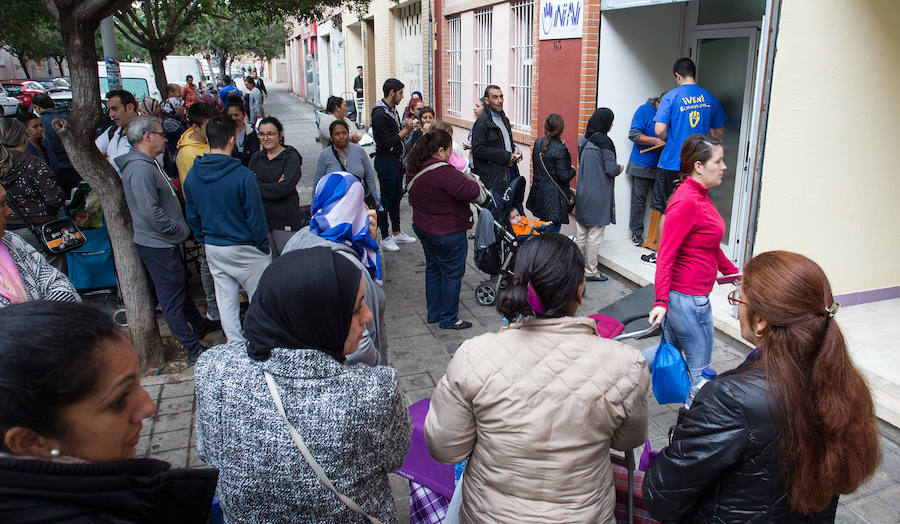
473, 176, 551, 306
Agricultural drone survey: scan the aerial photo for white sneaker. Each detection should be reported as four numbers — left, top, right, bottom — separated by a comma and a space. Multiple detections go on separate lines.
393, 231, 417, 244
381, 236, 400, 252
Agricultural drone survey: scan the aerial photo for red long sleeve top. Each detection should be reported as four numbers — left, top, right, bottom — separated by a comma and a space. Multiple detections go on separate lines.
654, 176, 739, 309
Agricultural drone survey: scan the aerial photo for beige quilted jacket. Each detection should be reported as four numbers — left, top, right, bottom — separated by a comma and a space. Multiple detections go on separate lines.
425, 316, 650, 523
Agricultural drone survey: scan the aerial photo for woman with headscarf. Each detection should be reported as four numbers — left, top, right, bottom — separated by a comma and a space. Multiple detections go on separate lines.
575, 107, 623, 282
283, 172, 387, 366
194, 247, 411, 523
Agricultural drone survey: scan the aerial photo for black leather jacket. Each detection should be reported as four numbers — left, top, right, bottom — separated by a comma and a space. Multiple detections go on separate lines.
643, 352, 838, 523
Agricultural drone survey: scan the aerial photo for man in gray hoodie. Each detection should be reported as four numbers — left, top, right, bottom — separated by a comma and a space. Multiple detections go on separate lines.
117, 115, 220, 365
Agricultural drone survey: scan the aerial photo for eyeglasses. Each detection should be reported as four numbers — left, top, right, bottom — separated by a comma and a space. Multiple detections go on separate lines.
727, 289, 747, 306
258, 132, 278, 138
146, 130, 165, 137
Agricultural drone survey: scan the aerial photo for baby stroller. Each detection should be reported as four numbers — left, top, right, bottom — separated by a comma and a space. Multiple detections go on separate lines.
473, 176, 549, 306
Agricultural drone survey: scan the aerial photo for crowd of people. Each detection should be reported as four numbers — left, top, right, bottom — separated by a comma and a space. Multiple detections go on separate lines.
0, 59, 885, 523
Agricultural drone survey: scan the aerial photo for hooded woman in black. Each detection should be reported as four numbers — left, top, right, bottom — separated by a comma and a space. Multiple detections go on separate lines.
574, 107, 622, 281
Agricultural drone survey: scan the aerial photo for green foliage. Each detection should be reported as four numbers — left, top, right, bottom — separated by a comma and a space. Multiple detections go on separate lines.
176, 13, 288, 70
0, 0, 56, 77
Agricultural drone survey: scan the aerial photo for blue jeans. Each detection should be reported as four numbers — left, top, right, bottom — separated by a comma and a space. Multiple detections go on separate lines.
413, 225, 468, 327
544, 222, 561, 235
642, 290, 714, 384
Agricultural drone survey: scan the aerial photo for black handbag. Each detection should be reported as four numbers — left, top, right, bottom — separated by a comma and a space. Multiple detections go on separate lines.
331, 145, 378, 209
5, 197, 86, 255
538, 151, 575, 214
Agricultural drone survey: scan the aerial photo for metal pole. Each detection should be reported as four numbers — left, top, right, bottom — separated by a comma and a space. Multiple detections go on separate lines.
100, 16, 122, 90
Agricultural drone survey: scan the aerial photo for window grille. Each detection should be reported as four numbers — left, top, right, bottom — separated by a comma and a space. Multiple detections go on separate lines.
510, 0, 534, 129
446, 16, 462, 116
473, 9, 493, 103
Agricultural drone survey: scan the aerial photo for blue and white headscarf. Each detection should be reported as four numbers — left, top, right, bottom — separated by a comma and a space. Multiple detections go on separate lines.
311, 172, 382, 284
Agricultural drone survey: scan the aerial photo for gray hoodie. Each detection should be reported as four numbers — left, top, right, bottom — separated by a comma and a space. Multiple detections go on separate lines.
282, 227, 388, 366
116, 149, 191, 248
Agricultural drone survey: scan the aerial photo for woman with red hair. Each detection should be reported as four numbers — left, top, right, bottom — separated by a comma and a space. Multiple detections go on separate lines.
643, 250, 880, 522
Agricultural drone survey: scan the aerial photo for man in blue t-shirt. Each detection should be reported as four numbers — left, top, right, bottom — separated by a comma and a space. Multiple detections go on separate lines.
642, 58, 726, 258
626, 94, 665, 246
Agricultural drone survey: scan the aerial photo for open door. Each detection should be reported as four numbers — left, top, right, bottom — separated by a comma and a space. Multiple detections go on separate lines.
691, 27, 758, 261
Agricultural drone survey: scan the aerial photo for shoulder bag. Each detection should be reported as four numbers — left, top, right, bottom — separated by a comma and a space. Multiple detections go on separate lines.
3, 195, 85, 255
538, 150, 575, 213
264, 370, 384, 524
332, 145, 378, 209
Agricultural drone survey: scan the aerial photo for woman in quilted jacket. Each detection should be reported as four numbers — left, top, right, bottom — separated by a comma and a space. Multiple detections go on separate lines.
643, 251, 879, 523
425, 233, 650, 523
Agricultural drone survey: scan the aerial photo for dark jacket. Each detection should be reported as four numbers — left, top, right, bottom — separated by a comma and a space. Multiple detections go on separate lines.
38, 109, 72, 172
471, 109, 518, 190
1, 150, 64, 229
371, 99, 404, 161
232, 124, 260, 167
575, 136, 621, 227
247, 145, 303, 231
0, 455, 218, 523
183, 153, 270, 253
526, 137, 576, 224
406, 158, 480, 236
643, 352, 839, 523
116, 149, 191, 248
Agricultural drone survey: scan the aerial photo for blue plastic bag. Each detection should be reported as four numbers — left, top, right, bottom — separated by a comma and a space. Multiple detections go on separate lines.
651, 337, 691, 404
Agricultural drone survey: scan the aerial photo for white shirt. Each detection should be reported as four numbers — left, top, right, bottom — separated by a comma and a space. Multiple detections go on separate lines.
95, 125, 133, 175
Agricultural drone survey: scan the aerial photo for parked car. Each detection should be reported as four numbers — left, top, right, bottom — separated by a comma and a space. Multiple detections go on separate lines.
49, 90, 74, 113
1, 80, 46, 111
97, 61, 162, 101
0, 84, 20, 116
31, 78, 69, 93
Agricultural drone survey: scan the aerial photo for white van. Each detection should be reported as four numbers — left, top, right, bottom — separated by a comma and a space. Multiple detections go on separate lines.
163, 56, 207, 87
97, 62, 161, 101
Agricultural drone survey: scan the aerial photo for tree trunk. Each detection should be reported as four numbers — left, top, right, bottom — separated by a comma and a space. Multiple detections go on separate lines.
55, 12, 164, 373
53, 57, 66, 76
149, 47, 169, 98
16, 54, 31, 79
218, 54, 227, 81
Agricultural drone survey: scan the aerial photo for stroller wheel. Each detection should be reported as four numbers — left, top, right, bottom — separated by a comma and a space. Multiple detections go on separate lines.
475, 282, 498, 306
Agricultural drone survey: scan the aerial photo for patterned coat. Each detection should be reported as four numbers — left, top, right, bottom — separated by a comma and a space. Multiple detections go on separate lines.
0, 232, 79, 308
194, 343, 412, 523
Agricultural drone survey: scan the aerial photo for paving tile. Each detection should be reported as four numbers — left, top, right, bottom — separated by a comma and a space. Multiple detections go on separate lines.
833, 506, 868, 524
157, 394, 195, 414
135, 435, 150, 457
847, 493, 900, 523
423, 356, 451, 376
406, 388, 435, 406
161, 380, 195, 398
142, 384, 162, 402
390, 358, 425, 377
399, 373, 435, 392
140, 416, 154, 436
153, 411, 193, 433
150, 428, 191, 453
876, 483, 900, 511
149, 447, 189, 468
189, 446, 207, 469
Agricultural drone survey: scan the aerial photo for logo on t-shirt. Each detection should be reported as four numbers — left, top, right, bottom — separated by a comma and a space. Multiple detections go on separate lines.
690, 110, 700, 128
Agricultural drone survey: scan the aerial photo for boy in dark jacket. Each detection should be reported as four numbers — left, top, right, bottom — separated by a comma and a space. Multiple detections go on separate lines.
184, 115, 271, 345
371, 77, 416, 252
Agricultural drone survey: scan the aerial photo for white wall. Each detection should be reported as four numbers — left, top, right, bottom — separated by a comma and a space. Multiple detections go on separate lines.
755, 0, 900, 295
595, 4, 684, 241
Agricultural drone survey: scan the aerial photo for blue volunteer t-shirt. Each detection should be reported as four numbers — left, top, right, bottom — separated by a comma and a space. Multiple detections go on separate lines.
629, 102, 661, 168
654, 84, 727, 171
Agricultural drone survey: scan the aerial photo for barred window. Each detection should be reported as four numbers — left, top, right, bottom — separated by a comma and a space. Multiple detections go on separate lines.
446, 16, 462, 116
510, 0, 534, 129
473, 9, 493, 103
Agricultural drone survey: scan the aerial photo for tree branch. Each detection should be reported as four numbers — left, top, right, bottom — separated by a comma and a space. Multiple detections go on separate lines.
72, 0, 128, 24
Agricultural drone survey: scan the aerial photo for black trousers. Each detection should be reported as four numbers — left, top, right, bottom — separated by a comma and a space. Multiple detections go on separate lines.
650, 169, 680, 213
135, 244, 205, 357
374, 157, 403, 237
629, 176, 655, 237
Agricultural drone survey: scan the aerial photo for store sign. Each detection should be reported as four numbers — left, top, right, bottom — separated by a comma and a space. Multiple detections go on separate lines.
539, 0, 583, 40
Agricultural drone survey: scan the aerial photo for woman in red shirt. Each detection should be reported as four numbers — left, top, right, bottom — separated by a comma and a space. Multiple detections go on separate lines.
646, 134, 740, 383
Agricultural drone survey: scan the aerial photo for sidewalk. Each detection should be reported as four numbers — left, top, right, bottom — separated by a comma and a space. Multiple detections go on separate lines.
138, 86, 900, 523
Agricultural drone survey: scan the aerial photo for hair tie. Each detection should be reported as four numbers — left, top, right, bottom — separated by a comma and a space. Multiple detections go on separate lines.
526, 281, 545, 315
825, 302, 840, 318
